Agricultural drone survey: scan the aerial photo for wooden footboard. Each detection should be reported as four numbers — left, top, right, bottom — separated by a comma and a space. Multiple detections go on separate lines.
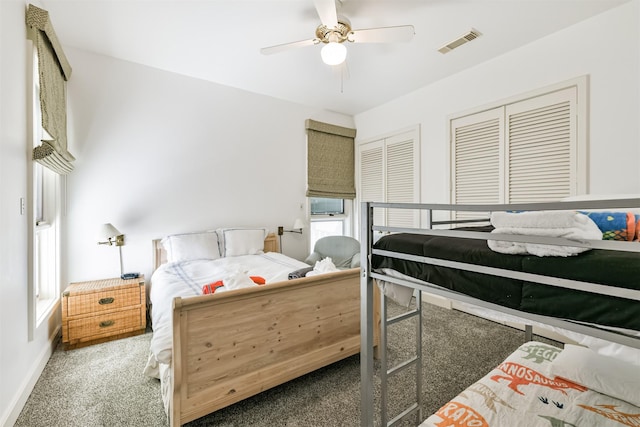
170, 267, 379, 426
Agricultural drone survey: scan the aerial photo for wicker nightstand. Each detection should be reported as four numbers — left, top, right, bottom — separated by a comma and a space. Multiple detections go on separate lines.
61, 275, 146, 350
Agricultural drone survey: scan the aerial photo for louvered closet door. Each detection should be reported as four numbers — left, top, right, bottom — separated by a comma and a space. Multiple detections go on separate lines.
505, 87, 576, 203
359, 140, 385, 227
358, 128, 420, 230
385, 132, 419, 228
451, 107, 504, 221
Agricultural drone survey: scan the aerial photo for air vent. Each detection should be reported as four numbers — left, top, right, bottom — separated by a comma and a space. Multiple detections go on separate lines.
438, 29, 482, 54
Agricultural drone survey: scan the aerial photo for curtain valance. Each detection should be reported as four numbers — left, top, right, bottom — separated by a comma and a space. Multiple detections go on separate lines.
306, 119, 357, 199
26, 4, 75, 175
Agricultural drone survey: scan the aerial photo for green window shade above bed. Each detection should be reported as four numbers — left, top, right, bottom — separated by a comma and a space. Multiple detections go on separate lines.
306, 119, 357, 199
26, 4, 75, 175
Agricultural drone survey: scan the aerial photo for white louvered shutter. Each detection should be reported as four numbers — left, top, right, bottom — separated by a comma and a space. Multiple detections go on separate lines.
451, 84, 581, 214
386, 132, 419, 227
505, 87, 576, 203
359, 140, 385, 227
358, 128, 420, 230
451, 108, 504, 220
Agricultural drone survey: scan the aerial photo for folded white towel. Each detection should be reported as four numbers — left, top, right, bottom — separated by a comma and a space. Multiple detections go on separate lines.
491, 210, 597, 229
218, 267, 258, 292
488, 211, 602, 257
305, 257, 340, 276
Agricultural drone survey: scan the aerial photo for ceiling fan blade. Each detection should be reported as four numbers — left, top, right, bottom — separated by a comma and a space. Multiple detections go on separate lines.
350, 25, 415, 43
314, 0, 338, 28
260, 38, 317, 55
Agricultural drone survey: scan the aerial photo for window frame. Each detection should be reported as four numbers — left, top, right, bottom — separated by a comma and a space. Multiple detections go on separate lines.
28, 44, 61, 339
310, 197, 345, 216
308, 198, 353, 251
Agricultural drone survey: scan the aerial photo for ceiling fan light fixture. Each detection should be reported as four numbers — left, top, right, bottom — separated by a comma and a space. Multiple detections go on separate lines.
321, 41, 347, 65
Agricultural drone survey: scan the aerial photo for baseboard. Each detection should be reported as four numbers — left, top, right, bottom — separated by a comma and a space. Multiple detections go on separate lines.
421, 291, 452, 309
1, 327, 60, 427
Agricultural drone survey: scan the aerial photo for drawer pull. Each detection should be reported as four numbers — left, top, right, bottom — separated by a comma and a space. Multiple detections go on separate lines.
99, 320, 115, 328
99, 297, 115, 305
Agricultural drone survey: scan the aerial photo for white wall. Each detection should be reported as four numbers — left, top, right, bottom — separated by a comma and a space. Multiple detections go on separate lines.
354, 1, 640, 203
2, 5, 354, 422
1, 1, 61, 426
64, 48, 354, 283
3, 1, 638, 424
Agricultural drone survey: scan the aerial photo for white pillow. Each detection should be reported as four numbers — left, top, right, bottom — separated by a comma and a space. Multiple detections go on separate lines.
548, 344, 640, 407
216, 227, 268, 257
161, 231, 221, 263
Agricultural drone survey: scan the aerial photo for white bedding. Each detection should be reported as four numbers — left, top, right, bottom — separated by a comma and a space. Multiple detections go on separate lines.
488, 210, 602, 257
421, 341, 640, 427
144, 252, 310, 372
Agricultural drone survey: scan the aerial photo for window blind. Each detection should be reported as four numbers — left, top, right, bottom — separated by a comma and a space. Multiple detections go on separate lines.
26, 4, 75, 175
306, 119, 357, 199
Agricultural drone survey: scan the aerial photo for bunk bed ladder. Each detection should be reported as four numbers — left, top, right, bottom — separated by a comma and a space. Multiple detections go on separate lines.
380, 290, 423, 426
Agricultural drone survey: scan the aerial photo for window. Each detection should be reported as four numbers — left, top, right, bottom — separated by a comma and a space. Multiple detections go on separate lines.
357, 127, 421, 237
310, 197, 344, 215
34, 160, 44, 223
309, 197, 351, 250
26, 4, 73, 337
450, 77, 587, 220
305, 120, 357, 250
30, 47, 61, 333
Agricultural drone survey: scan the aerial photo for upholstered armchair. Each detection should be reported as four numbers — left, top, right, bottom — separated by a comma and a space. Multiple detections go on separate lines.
304, 235, 361, 269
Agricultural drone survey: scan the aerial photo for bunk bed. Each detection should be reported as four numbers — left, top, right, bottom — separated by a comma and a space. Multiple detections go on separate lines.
143, 229, 380, 427
359, 199, 640, 427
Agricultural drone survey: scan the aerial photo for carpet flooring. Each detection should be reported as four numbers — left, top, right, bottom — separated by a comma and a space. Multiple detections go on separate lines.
15, 301, 558, 427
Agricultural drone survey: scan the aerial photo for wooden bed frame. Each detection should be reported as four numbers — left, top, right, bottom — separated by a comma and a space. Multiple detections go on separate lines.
151, 233, 380, 426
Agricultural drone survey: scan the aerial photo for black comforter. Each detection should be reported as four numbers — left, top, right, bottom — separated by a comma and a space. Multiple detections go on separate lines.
371, 227, 640, 332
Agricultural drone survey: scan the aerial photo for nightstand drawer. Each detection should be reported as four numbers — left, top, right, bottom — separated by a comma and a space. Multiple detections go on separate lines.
62, 276, 146, 349
67, 306, 144, 341
65, 286, 141, 316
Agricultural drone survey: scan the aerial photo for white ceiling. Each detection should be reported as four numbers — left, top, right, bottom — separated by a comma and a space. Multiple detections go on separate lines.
41, 0, 628, 116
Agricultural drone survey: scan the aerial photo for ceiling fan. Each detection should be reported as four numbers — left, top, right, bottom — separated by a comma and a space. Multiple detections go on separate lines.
260, 0, 415, 66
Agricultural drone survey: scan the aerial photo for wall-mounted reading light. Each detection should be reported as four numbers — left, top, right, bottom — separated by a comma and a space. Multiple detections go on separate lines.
278, 218, 305, 235
277, 218, 306, 252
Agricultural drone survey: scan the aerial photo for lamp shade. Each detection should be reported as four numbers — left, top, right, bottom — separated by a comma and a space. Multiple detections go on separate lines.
97, 223, 122, 242
321, 42, 347, 65
293, 218, 306, 230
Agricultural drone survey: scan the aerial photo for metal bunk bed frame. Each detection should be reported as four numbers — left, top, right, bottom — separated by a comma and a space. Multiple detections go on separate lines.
359, 199, 640, 427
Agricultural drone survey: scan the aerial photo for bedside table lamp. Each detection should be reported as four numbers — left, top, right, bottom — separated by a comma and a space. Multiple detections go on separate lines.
97, 223, 125, 278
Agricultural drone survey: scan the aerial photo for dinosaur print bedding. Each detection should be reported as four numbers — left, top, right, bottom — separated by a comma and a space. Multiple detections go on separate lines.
420, 341, 640, 427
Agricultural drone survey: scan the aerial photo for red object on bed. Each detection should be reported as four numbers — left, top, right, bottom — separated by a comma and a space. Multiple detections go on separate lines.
202, 276, 266, 294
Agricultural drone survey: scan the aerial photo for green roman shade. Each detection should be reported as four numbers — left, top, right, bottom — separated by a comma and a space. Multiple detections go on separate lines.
26, 4, 75, 175
306, 119, 357, 199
